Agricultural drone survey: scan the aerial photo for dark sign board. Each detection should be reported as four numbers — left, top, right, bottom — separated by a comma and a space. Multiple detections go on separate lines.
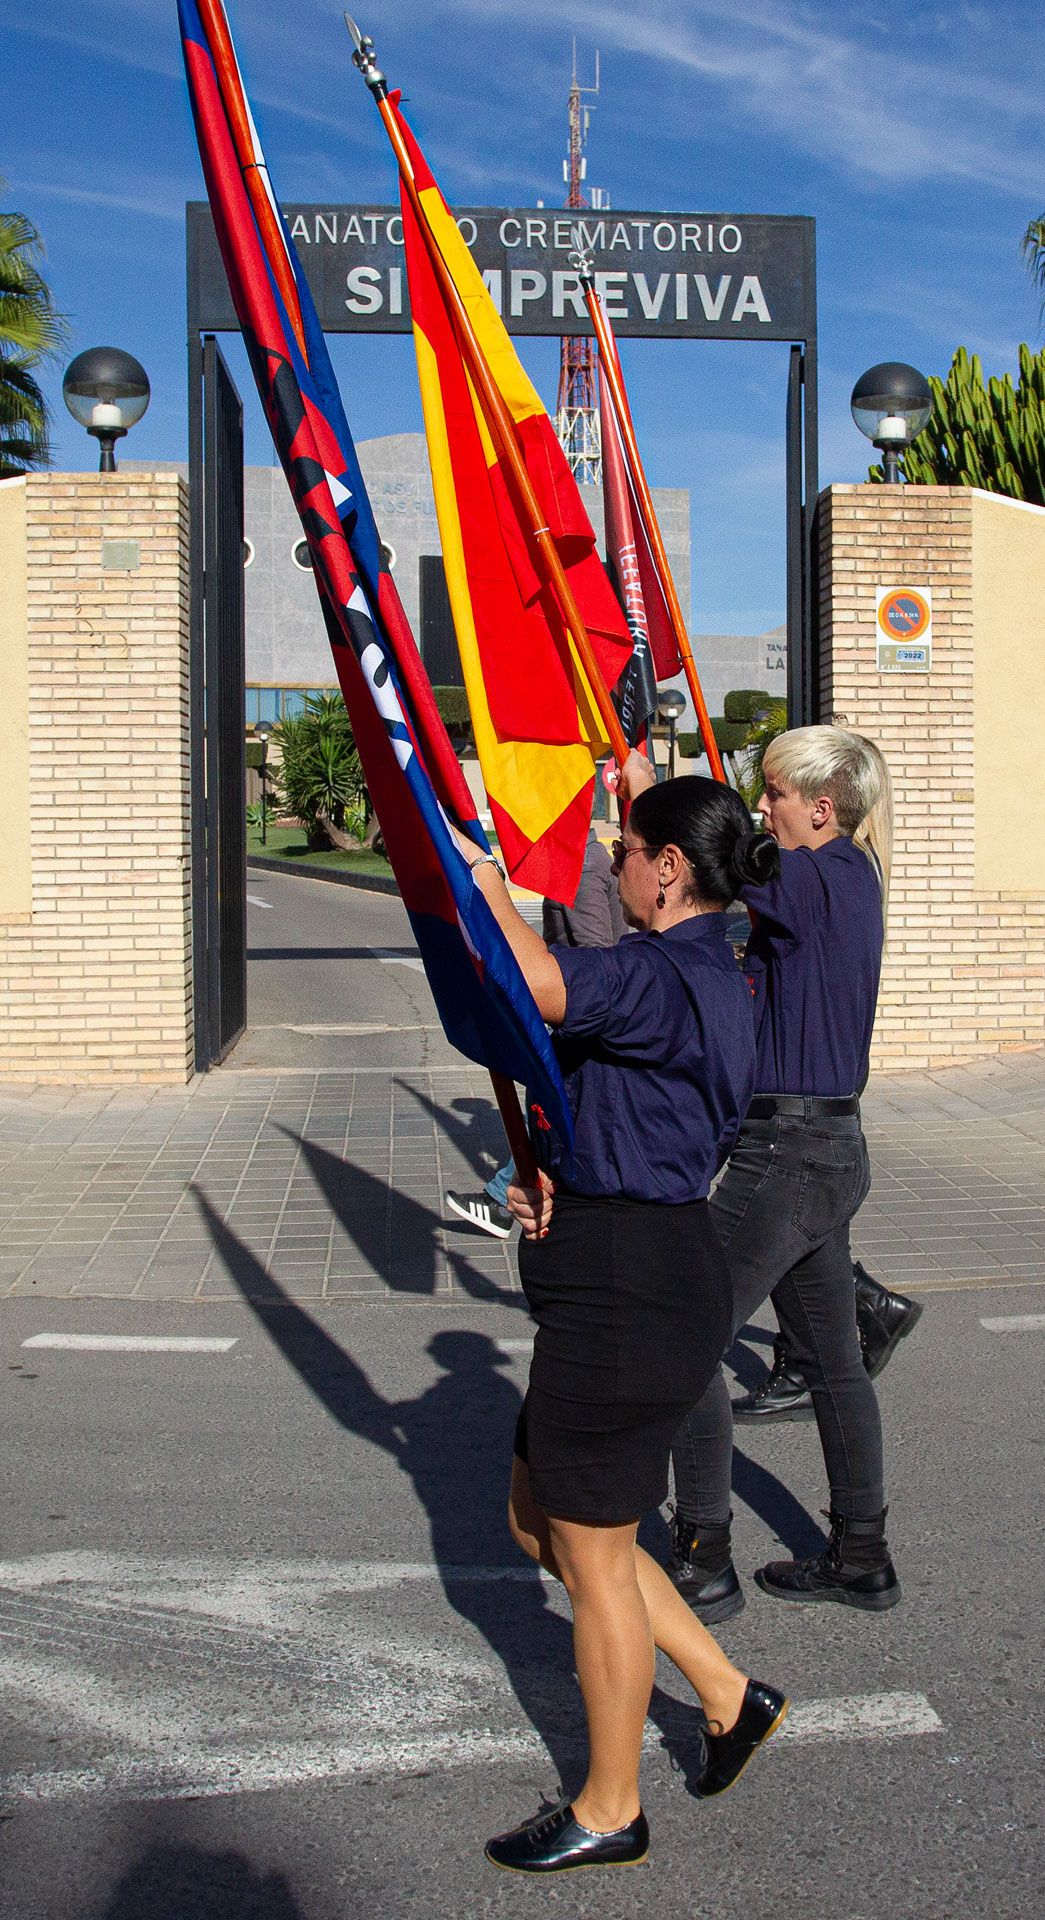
188, 203, 814, 342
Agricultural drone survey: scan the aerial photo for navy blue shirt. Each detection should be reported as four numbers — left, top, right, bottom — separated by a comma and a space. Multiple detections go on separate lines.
530, 914, 756, 1203
741, 838, 883, 1097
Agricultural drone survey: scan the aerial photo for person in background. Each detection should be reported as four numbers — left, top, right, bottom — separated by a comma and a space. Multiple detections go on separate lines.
445, 815, 624, 1238
649, 726, 906, 1621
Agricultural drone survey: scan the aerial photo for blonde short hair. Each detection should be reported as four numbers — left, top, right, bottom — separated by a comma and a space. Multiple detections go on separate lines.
763, 725, 893, 919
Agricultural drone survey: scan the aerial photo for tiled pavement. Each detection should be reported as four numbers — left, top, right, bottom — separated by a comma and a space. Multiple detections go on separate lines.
0, 1051, 1044, 1302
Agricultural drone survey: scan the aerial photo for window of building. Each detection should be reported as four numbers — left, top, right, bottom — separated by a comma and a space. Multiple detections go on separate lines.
245, 687, 337, 726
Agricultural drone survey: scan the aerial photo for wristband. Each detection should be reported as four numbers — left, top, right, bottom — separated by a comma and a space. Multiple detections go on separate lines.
467, 852, 506, 881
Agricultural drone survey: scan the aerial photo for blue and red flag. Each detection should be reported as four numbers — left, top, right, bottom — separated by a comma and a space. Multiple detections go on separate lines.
178, 0, 572, 1151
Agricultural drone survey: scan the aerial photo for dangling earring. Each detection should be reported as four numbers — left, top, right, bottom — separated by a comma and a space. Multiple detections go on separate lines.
656, 884, 666, 909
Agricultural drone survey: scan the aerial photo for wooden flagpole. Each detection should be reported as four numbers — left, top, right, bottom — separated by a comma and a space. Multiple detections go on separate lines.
576, 253, 727, 783
345, 18, 630, 774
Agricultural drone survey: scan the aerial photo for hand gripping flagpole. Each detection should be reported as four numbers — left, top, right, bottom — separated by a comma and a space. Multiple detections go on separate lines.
571, 236, 727, 783
344, 14, 630, 774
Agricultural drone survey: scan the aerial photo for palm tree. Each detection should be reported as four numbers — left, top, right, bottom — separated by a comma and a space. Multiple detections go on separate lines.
0, 193, 66, 477
1022, 216, 1045, 324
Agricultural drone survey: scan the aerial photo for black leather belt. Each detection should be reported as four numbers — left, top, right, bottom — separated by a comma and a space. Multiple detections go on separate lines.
746, 1094, 859, 1120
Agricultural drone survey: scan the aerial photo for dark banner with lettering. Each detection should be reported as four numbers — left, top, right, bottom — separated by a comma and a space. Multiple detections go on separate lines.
188, 204, 814, 342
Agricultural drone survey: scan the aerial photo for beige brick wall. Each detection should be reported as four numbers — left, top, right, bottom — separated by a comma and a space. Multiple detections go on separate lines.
0, 472, 193, 1082
819, 484, 1045, 1071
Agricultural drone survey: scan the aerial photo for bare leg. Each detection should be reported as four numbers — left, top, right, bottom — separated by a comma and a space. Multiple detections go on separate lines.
508, 1461, 750, 1815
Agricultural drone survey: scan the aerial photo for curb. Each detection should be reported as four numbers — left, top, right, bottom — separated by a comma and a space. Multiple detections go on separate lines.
248, 855, 400, 896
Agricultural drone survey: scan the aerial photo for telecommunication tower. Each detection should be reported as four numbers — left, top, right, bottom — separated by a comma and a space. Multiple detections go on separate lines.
554, 45, 606, 485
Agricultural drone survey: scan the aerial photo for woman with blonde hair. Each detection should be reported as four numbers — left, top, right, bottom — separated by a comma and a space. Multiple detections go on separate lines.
657, 725, 904, 1617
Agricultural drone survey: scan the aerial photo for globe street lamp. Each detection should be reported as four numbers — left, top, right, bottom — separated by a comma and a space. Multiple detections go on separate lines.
62, 348, 151, 472
657, 686, 687, 779
255, 719, 274, 846
850, 362, 932, 485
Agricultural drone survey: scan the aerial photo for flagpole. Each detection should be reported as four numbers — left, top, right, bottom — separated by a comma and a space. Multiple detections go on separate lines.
574, 250, 727, 783
195, 0, 309, 360
345, 17, 630, 773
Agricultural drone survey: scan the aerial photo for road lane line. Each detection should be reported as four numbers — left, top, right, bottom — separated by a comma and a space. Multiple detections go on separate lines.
370, 948, 425, 971
495, 1338, 534, 1357
246, 894, 274, 910
20, 1334, 238, 1353
0, 1692, 942, 1806
980, 1312, 1045, 1332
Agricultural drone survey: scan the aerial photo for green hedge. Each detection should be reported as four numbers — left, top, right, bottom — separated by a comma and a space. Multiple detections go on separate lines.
246, 740, 263, 770
678, 717, 749, 760
432, 685, 472, 737
723, 688, 775, 725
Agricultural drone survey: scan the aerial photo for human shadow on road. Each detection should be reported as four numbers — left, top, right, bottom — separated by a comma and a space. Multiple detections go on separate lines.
281, 1128, 525, 1307
193, 1194, 715, 1793
97, 1838, 301, 1920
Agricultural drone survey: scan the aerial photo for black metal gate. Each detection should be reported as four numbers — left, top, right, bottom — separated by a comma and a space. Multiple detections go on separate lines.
189, 335, 246, 1069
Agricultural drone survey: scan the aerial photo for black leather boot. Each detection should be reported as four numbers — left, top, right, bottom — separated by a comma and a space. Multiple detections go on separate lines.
731, 1339, 814, 1422
667, 1509, 745, 1623
755, 1508, 901, 1610
853, 1262, 924, 1378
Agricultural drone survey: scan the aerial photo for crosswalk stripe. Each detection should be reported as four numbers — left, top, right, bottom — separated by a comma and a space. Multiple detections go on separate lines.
0, 1691, 941, 1806
20, 1334, 238, 1353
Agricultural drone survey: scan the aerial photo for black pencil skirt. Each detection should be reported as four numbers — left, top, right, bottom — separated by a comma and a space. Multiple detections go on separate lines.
514, 1190, 732, 1526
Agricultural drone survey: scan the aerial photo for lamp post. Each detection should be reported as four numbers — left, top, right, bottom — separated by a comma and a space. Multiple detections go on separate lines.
850, 362, 932, 485
657, 687, 687, 779
255, 720, 274, 846
62, 348, 151, 472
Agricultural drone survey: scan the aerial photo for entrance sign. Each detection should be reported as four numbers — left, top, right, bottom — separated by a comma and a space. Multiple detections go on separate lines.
876, 585, 932, 672
188, 203, 815, 342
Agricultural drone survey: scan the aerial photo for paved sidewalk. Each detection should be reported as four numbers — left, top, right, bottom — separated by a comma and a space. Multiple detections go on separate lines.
1, 1052, 1044, 1302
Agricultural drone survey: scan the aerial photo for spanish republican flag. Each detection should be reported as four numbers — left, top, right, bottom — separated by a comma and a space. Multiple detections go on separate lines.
392, 100, 633, 903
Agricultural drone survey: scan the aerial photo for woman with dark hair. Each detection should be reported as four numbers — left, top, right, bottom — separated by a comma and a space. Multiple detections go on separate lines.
453, 762, 788, 1876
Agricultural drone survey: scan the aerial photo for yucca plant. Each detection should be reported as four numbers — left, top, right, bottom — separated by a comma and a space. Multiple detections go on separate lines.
0, 195, 67, 477
269, 693, 370, 851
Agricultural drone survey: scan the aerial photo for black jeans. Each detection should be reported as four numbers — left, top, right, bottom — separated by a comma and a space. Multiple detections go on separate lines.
671, 1113, 885, 1525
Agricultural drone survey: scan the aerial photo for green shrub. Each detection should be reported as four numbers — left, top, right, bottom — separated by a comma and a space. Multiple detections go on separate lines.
432, 685, 472, 741
270, 692, 369, 851
678, 718, 749, 760
723, 688, 775, 725
246, 739, 263, 770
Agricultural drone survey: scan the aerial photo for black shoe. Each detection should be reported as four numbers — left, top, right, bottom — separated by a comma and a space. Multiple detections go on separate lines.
485, 1801, 649, 1874
755, 1508, 901, 1610
667, 1509, 745, 1623
854, 1262, 924, 1379
731, 1339, 814, 1422
445, 1189, 513, 1239
697, 1680, 790, 1797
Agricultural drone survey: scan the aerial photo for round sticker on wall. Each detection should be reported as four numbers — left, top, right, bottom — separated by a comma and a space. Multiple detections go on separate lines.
877, 588, 931, 642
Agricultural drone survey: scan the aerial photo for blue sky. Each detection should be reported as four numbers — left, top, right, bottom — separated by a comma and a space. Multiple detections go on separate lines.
3, 0, 1043, 633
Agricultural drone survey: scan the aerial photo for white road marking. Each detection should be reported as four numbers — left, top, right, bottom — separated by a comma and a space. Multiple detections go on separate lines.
0, 1693, 942, 1806
980, 1312, 1045, 1332
0, 1554, 942, 1806
20, 1334, 238, 1353
246, 893, 274, 910
371, 948, 425, 971
286, 1022, 441, 1036
495, 1338, 534, 1357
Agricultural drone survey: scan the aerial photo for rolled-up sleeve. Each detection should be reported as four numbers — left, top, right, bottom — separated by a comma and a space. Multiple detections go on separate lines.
555, 942, 683, 1060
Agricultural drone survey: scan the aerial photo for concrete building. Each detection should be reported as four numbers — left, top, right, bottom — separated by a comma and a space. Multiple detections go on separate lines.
238, 434, 786, 725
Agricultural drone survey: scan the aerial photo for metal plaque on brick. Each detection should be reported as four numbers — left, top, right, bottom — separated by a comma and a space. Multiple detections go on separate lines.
876, 586, 932, 672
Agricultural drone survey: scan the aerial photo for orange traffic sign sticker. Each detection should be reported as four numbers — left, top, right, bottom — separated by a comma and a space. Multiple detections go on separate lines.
877, 587, 931, 642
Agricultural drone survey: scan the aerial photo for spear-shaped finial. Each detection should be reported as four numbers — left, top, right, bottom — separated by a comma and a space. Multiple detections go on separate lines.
568, 223, 596, 288
344, 12, 388, 95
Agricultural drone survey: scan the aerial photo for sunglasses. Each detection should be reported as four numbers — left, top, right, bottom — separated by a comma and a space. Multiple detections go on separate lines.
611, 839, 648, 866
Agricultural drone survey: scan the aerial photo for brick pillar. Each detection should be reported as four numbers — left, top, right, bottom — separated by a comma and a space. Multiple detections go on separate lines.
819, 483, 1045, 1071
0, 472, 194, 1081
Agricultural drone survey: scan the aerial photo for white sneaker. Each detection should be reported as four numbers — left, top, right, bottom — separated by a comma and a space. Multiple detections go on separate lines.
445, 1190, 514, 1239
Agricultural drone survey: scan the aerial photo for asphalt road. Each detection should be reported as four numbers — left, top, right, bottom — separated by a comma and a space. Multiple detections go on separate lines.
1, 869, 1042, 1916
1, 1277, 1042, 1916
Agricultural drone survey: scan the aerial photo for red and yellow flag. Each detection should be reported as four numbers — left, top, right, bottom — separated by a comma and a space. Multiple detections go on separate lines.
393, 100, 632, 901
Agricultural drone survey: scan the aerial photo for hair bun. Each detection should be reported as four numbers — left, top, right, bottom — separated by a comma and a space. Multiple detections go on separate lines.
729, 829, 779, 889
